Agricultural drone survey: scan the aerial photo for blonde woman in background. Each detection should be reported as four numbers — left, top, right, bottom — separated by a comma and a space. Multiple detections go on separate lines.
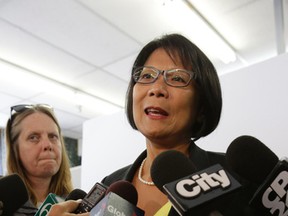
5, 104, 73, 216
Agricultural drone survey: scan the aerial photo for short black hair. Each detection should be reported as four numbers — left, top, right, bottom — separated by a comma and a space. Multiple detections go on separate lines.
125, 33, 222, 141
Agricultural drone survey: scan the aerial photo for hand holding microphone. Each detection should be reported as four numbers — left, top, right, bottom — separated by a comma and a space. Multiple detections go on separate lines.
47, 200, 89, 216
37, 188, 87, 216
90, 180, 144, 216
49, 180, 144, 216
46, 189, 87, 216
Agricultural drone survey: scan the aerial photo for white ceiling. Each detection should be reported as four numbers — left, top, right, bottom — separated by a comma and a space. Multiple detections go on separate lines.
0, 0, 287, 140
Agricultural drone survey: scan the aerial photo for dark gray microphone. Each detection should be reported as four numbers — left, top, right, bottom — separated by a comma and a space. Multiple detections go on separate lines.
0, 174, 29, 215
65, 189, 87, 201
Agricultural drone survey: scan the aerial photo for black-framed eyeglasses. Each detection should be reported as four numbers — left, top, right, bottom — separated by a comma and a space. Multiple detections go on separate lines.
132, 66, 196, 87
10, 104, 53, 119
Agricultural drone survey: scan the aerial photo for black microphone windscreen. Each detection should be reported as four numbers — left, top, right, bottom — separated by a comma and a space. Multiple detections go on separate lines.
105, 180, 138, 205
0, 174, 28, 215
150, 150, 196, 192
65, 189, 87, 201
226, 135, 279, 185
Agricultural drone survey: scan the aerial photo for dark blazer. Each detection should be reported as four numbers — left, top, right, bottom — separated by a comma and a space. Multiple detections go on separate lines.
102, 142, 258, 216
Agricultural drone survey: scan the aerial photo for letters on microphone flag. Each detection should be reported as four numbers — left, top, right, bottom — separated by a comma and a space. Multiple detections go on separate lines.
163, 164, 241, 215
90, 192, 144, 216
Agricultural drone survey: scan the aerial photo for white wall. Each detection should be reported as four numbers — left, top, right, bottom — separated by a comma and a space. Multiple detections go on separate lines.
80, 53, 288, 191
81, 111, 145, 192
197, 53, 288, 157
70, 166, 81, 189
0, 113, 8, 128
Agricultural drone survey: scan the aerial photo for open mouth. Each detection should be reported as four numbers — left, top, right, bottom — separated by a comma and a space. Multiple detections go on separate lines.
145, 107, 168, 116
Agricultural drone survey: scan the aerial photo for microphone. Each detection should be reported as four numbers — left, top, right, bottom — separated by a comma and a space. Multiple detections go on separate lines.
0, 173, 29, 216
226, 135, 288, 216
73, 182, 107, 213
151, 150, 197, 193
65, 189, 87, 201
34, 193, 64, 216
90, 180, 144, 216
35, 188, 87, 215
104, 180, 138, 205
151, 150, 241, 216
226, 135, 279, 186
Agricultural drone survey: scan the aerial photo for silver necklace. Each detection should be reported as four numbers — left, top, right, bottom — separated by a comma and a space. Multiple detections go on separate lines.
138, 158, 155, 186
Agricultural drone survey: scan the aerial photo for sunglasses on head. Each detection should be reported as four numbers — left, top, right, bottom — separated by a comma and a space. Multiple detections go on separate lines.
10, 104, 53, 119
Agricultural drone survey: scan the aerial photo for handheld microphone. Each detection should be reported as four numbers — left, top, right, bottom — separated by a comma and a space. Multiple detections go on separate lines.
34, 193, 64, 216
90, 180, 144, 216
151, 150, 196, 193
0, 173, 29, 216
35, 188, 87, 215
151, 150, 241, 216
74, 182, 107, 213
226, 135, 288, 216
65, 189, 87, 201
104, 180, 138, 205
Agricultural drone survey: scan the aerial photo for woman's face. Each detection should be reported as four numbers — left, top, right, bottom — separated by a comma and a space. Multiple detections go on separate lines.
17, 112, 62, 179
133, 48, 199, 143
